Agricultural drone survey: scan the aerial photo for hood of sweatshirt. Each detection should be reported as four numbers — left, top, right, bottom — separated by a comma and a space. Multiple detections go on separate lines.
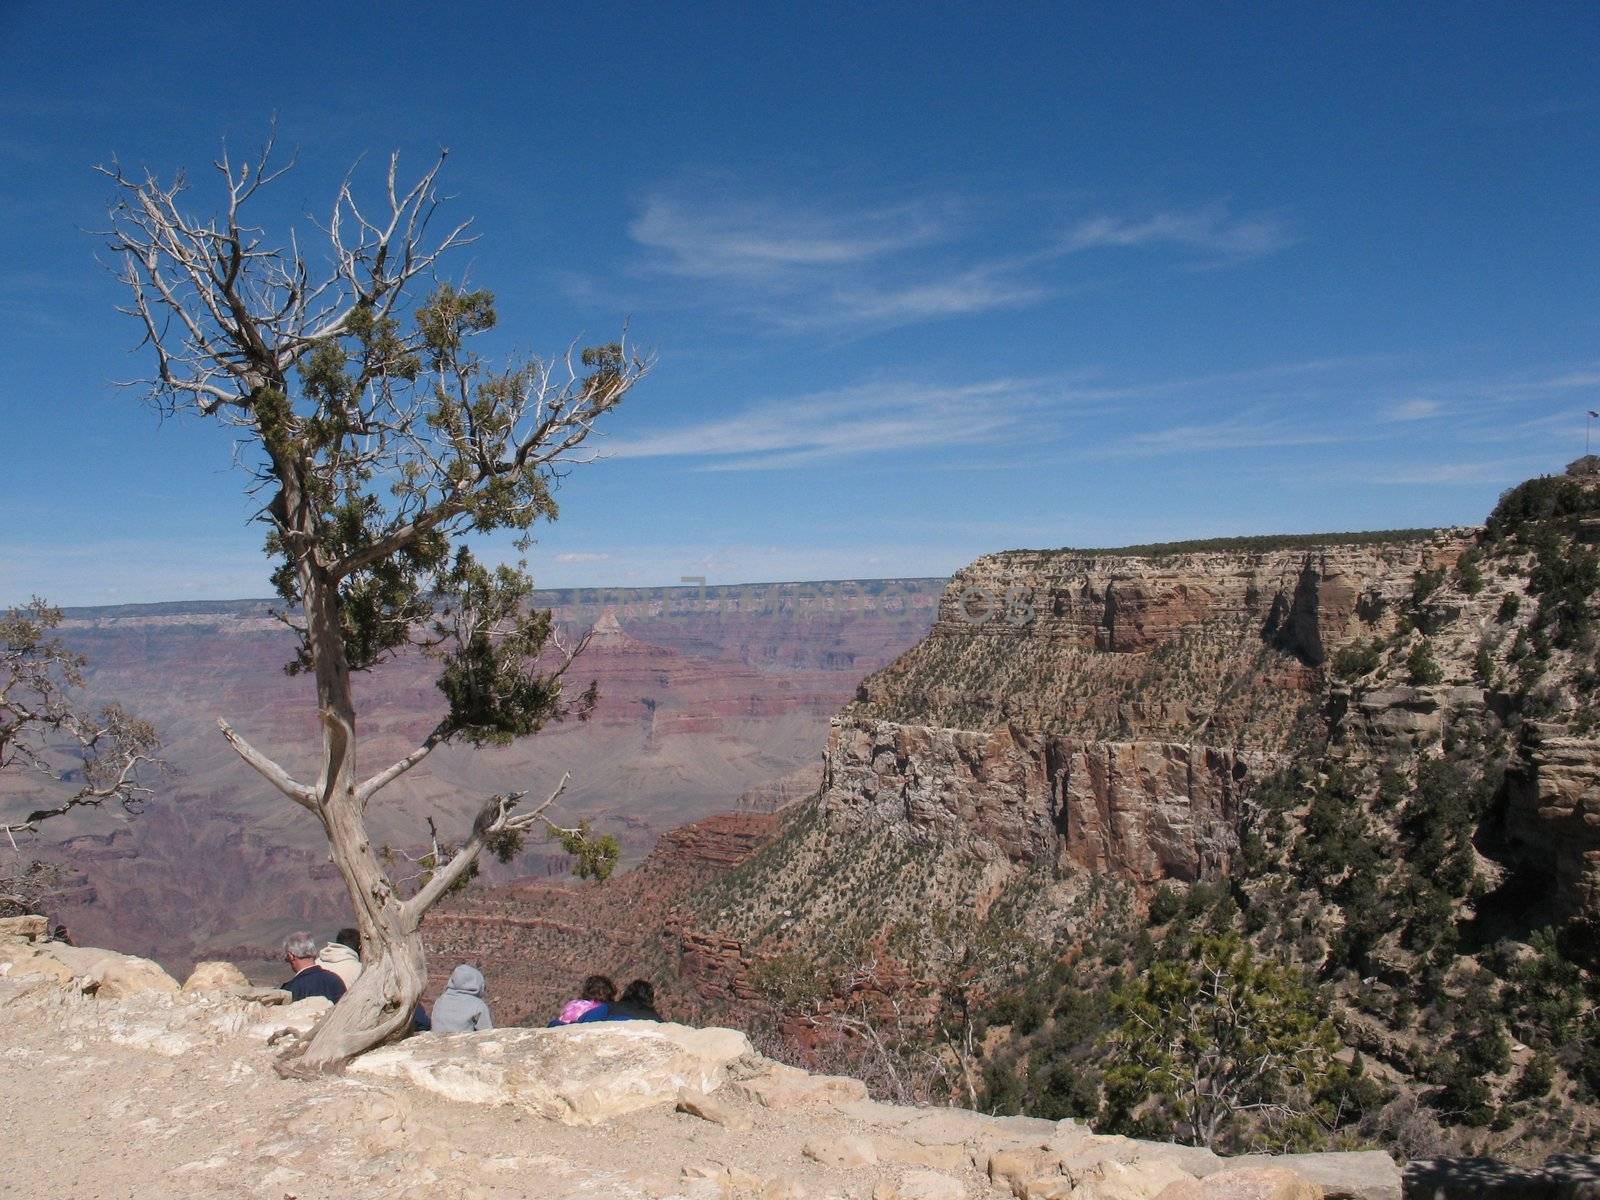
317, 942, 360, 968
446, 964, 485, 996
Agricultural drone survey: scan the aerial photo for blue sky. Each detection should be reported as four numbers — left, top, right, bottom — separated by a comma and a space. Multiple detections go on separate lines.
1, 3, 1597, 605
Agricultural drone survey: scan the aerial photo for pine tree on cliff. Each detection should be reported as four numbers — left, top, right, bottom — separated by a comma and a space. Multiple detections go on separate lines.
101, 134, 648, 1070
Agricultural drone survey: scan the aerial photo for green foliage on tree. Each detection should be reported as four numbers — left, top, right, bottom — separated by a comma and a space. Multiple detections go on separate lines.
1485, 475, 1600, 542
1406, 639, 1444, 686
1102, 930, 1348, 1151
1412, 567, 1447, 606
1332, 639, 1383, 682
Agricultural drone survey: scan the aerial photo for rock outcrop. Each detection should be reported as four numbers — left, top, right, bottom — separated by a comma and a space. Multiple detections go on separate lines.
823, 718, 1260, 882
349, 1021, 754, 1125
1503, 722, 1600, 931
825, 534, 1471, 887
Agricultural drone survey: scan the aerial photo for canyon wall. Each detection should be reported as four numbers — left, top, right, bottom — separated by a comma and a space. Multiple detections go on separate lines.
823, 534, 1473, 880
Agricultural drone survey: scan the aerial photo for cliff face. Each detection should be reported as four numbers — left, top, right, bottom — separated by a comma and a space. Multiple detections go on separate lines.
822, 534, 1472, 884
822, 718, 1261, 883
1504, 722, 1600, 932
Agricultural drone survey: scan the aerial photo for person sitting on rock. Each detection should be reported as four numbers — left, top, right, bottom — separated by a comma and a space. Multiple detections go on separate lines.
607, 978, 663, 1021
280, 930, 346, 1003
431, 964, 493, 1033
315, 926, 363, 989
548, 974, 616, 1025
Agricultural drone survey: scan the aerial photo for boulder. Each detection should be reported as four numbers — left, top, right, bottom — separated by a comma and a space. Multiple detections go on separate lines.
1224, 1152, 1399, 1200
1064, 1158, 1197, 1199
991, 1145, 1195, 1200
81, 953, 181, 999
248, 996, 332, 1041
728, 1061, 869, 1110
182, 961, 251, 993
872, 1135, 971, 1172
1136, 1143, 1226, 1179
39, 942, 127, 976
675, 1088, 752, 1131
349, 1021, 753, 1125
0, 942, 74, 986
0, 914, 48, 942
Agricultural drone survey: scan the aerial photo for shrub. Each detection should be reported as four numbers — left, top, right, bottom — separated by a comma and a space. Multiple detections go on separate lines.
1103, 931, 1345, 1151
1332, 639, 1383, 681
1407, 639, 1444, 686
1412, 567, 1447, 605
1486, 475, 1600, 542
1147, 885, 1183, 926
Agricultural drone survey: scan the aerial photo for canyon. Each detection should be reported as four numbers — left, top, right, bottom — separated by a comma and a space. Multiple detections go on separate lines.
426, 532, 1488, 1018
2, 580, 941, 972
429, 480, 1600, 1160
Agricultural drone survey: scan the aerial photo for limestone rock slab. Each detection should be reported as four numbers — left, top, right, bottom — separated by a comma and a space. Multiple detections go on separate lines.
349, 1021, 753, 1125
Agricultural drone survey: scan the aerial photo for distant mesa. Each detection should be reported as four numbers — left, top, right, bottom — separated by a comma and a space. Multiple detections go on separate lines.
585, 609, 632, 648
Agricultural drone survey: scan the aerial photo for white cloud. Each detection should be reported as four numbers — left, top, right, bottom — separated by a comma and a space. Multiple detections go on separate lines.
1061, 207, 1292, 258
1102, 418, 1347, 458
1540, 370, 1600, 389
1383, 398, 1443, 422
1367, 459, 1544, 485
554, 552, 611, 564
621, 188, 1292, 332
629, 194, 945, 281
605, 378, 1056, 470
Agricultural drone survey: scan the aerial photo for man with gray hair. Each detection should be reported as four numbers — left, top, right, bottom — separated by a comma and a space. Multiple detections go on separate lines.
280, 930, 347, 1003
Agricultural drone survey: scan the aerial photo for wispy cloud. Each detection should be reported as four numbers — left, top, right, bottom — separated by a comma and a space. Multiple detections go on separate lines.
1061, 207, 1293, 259
1367, 458, 1548, 485
615, 187, 1294, 332
1540, 370, 1600, 389
629, 195, 946, 281
554, 552, 611, 564
605, 378, 1060, 470
1383, 398, 1443, 422
1104, 417, 1348, 457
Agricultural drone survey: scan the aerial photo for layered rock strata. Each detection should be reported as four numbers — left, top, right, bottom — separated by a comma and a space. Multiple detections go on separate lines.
1504, 721, 1600, 931
827, 534, 1472, 880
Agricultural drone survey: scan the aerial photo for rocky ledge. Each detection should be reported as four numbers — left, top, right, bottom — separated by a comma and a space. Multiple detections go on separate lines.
0, 918, 1413, 1199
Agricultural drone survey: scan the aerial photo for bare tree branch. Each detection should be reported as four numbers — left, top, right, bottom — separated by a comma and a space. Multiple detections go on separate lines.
217, 718, 316, 810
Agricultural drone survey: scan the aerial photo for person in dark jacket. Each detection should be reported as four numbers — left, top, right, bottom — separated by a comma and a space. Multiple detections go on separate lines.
608, 978, 663, 1021
280, 930, 346, 1003
548, 974, 616, 1025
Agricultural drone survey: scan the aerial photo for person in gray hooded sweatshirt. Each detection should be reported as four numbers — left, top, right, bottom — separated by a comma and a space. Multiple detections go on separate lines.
431, 964, 493, 1033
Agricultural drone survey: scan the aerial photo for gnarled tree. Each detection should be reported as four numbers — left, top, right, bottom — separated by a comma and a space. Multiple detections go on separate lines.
102, 136, 649, 1068
1, 599, 159, 915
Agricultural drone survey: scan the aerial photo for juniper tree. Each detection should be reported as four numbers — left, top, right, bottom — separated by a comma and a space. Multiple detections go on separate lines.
1103, 931, 1345, 1151
102, 135, 648, 1069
